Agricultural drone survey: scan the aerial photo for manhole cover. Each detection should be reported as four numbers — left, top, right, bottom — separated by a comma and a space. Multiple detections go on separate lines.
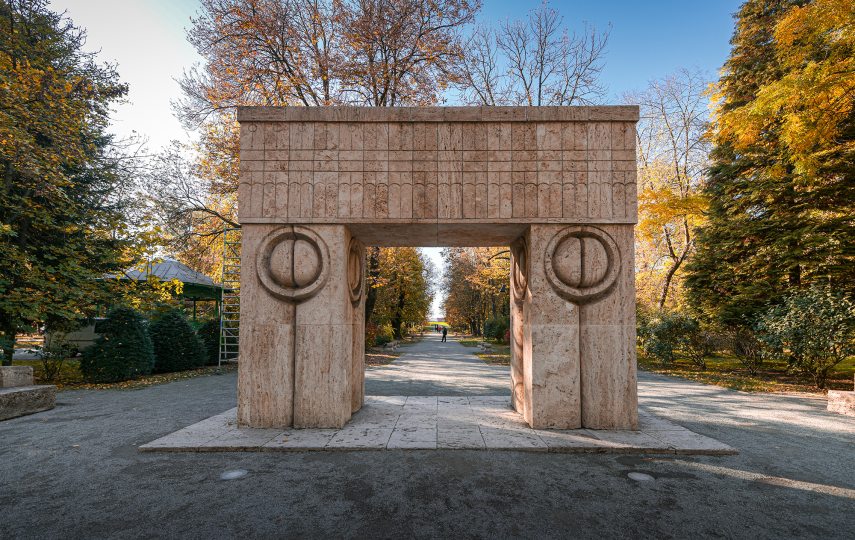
220, 469, 248, 481
627, 472, 655, 482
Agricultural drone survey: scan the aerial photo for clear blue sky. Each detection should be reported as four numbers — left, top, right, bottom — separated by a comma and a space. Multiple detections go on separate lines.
481, 1, 742, 100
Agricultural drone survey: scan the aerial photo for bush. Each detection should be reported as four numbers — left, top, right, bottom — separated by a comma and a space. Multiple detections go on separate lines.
197, 318, 221, 366
484, 316, 509, 343
642, 312, 695, 366
39, 338, 74, 382
149, 309, 207, 373
757, 285, 855, 388
366, 322, 394, 347
80, 307, 155, 383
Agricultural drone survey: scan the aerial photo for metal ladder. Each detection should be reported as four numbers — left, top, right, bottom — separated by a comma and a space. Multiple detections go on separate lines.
219, 227, 241, 366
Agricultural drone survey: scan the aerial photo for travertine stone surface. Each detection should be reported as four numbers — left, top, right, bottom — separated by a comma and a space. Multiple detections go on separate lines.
238, 106, 639, 430
141, 399, 735, 455
237, 106, 638, 227
512, 224, 637, 430
238, 224, 364, 428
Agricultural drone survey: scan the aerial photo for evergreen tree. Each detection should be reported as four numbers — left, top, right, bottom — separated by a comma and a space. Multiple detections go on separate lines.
80, 307, 154, 383
0, 0, 131, 364
685, 0, 854, 325
149, 309, 207, 373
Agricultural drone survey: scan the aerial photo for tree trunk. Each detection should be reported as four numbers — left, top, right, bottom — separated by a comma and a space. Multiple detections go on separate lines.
390, 288, 406, 339
0, 317, 15, 366
657, 259, 681, 309
364, 247, 380, 324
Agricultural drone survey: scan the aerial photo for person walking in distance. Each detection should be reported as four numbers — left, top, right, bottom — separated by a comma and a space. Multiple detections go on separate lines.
441, 326, 447, 342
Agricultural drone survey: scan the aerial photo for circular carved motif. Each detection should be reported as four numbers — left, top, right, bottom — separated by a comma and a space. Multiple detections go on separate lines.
544, 226, 620, 304
257, 226, 329, 303
510, 238, 529, 305
347, 238, 364, 305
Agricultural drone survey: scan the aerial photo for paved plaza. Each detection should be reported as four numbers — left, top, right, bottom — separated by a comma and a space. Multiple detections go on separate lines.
1, 335, 853, 538
142, 337, 733, 454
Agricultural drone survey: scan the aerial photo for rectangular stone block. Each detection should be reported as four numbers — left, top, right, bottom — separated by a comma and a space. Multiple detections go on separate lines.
827, 391, 855, 417
0, 385, 56, 421
0, 366, 34, 388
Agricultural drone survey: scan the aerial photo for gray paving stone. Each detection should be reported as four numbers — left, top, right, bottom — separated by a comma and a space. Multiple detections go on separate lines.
587, 430, 673, 453
263, 429, 338, 450
537, 429, 605, 452
481, 426, 548, 451
437, 421, 485, 449
326, 427, 393, 449
649, 429, 737, 455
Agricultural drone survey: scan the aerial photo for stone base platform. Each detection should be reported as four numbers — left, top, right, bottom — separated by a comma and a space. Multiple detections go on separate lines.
828, 391, 855, 417
140, 396, 736, 455
0, 385, 57, 421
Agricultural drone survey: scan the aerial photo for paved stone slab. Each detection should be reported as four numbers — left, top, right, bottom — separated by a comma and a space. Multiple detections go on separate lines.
140, 397, 736, 455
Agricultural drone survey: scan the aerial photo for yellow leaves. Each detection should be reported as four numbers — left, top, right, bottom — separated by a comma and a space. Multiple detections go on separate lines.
714, 0, 855, 176
637, 186, 707, 243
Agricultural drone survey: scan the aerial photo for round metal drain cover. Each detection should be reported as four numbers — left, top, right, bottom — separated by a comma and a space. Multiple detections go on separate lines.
627, 472, 655, 482
220, 469, 248, 481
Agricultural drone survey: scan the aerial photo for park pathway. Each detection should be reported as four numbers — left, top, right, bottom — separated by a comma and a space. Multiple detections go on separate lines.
365, 333, 510, 396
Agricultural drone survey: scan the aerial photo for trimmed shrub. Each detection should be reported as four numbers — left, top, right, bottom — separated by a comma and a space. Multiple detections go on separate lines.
149, 309, 207, 373
197, 318, 221, 366
80, 307, 155, 383
484, 316, 509, 342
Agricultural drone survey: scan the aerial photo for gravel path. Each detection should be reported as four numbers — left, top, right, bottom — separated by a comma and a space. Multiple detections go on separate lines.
1, 336, 853, 539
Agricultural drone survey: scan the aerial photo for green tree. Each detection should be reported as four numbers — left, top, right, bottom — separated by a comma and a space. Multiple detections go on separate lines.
0, 0, 131, 364
80, 307, 155, 383
685, 0, 854, 325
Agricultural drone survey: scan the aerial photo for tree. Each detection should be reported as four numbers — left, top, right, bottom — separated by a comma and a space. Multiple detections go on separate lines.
441, 248, 509, 335
158, 0, 480, 325
176, 0, 480, 124
149, 309, 207, 373
629, 69, 711, 309
686, 0, 854, 325
79, 307, 155, 383
370, 248, 433, 339
456, 1, 609, 106
0, 0, 131, 364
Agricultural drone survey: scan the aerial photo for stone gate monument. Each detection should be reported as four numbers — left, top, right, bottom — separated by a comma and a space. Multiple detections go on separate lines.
236, 106, 639, 431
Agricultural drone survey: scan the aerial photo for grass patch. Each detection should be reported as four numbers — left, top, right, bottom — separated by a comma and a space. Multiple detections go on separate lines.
456, 337, 511, 365
638, 351, 855, 394
12, 358, 237, 391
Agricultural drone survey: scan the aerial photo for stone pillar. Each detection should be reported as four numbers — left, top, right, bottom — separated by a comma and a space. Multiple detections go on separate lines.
512, 224, 637, 430
237, 224, 365, 429
509, 237, 528, 418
